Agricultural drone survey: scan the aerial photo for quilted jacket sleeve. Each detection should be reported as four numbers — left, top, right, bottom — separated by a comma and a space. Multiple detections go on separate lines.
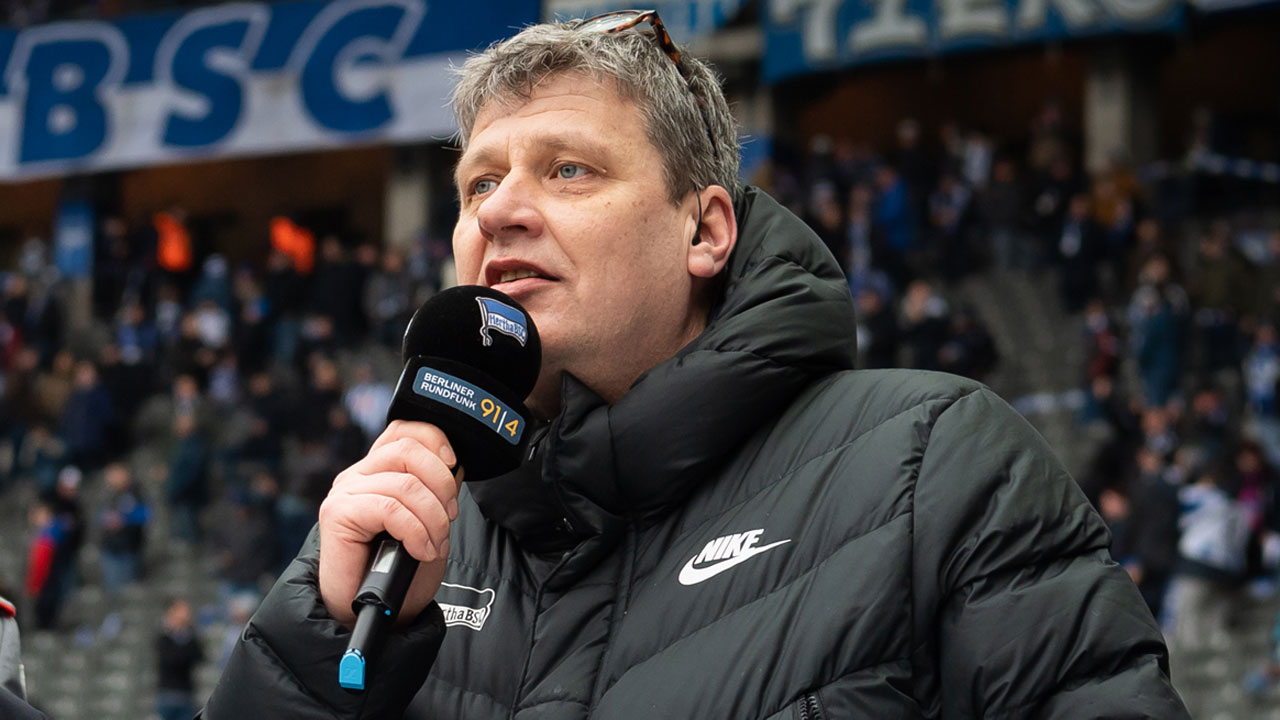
911, 388, 1188, 719
201, 528, 446, 720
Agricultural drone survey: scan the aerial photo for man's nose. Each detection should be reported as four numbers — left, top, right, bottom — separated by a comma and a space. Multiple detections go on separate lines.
476, 172, 543, 242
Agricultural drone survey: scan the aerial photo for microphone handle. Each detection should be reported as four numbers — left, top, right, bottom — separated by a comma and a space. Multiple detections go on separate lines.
339, 533, 420, 691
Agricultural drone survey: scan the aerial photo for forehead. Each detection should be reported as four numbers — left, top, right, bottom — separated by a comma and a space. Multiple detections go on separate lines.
456, 74, 657, 173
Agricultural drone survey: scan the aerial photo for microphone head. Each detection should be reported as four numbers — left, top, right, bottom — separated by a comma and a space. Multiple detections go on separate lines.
390, 286, 541, 480
401, 286, 541, 397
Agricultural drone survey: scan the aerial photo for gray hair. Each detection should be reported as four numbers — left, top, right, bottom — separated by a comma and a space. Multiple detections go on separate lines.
451, 19, 740, 204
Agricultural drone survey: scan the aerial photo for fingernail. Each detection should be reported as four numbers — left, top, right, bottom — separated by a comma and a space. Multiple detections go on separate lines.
447, 498, 459, 520
440, 444, 457, 467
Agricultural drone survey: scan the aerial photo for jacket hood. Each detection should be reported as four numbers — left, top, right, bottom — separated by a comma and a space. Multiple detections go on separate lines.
470, 186, 857, 552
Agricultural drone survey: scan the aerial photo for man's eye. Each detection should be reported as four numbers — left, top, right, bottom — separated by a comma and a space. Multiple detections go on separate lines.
473, 179, 497, 196
557, 164, 587, 180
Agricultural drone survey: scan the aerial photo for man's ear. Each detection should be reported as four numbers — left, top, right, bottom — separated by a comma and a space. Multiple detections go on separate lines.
687, 185, 737, 279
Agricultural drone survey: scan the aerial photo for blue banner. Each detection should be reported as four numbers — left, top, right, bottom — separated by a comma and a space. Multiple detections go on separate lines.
0, 0, 538, 181
764, 0, 1184, 82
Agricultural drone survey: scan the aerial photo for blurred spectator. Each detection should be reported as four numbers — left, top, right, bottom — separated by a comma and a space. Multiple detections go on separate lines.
874, 165, 916, 285
170, 312, 217, 387
297, 355, 342, 443
170, 374, 205, 424
33, 350, 74, 427
264, 250, 305, 368
97, 462, 149, 598
1172, 467, 1250, 651
153, 283, 184, 348
206, 352, 240, 412
189, 255, 232, 313
855, 287, 899, 370
93, 216, 133, 318
191, 300, 232, 353
60, 359, 116, 472
18, 426, 64, 497
217, 593, 257, 672
900, 280, 949, 371
1129, 255, 1189, 407
1233, 442, 1278, 582
809, 185, 848, 270
1141, 405, 1180, 460
1187, 385, 1234, 465
214, 471, 278, 600
1027, 100, 1071, 174
23, 503, 64, 631
1126, 447, 1182, 620
1083, 299, 1120, 383
1054, 193, 1103, 314
1030, 156, 1080, 267
1257, 230, 1280, 323
1125, 218, 1181, 293
926, 173, 973, 283
892, 119, 931, 202
843, 184, 875, 279
97, 344, 143, 448
20, 274, 63, 367
365, 247, 413, 348
238, 371, 285, 472
979, 158, 1026, 271
325, 406, 366, 476
937, 306, 998, 381
344, 362, 393, 445
114, 301, 158, 373
166, 414, 209, 544
1, 348, 42, 488
1244, 323, 1280, 465
961, 128, 993, 191
155, 598, 202, 720
309, 236, 363, 344
26, 467, 85, 630
277, 439, 330, 566
231, 269, 270, 374
1190, 221, 1257, 377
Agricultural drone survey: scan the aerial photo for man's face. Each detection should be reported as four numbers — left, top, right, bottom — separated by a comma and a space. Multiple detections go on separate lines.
452, 73, 705, 416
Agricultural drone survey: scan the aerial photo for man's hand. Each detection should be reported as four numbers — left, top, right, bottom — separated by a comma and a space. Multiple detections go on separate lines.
317, 420, 462, 627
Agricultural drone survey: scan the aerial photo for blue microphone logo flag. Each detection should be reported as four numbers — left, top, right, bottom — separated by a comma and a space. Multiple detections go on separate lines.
476, 297, 528, 347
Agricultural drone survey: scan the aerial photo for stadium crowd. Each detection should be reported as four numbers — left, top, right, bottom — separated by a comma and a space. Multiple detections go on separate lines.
0, 98, 1277, 712
757, 100, 1280, 692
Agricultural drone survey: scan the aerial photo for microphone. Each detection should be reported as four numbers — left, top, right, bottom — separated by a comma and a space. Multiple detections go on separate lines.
339, 285, 540, 692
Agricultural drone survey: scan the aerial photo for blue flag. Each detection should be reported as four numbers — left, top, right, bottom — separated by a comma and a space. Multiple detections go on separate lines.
476, 297, 528, 347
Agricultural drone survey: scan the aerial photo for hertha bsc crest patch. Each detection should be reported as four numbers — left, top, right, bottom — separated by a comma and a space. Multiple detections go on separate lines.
436, 582, 495, 631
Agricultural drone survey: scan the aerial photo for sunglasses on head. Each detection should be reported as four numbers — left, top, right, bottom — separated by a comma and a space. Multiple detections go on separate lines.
578, 9, 720, 171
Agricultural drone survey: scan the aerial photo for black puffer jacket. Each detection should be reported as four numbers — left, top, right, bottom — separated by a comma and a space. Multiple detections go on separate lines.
205, 187, 1187, 719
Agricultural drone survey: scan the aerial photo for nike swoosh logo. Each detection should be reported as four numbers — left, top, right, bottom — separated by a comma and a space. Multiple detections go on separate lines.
677, 539, 791, 586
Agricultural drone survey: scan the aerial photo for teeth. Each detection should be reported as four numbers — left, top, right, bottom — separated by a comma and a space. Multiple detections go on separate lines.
499, 268, 539, 283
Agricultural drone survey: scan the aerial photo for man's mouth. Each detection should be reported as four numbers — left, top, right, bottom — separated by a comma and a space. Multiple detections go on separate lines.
485, 260, 554, 288
498, 268, 541, 284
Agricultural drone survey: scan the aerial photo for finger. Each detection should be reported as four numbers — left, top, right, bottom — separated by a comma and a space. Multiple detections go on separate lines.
322, 488, 444, 563
347, 438, 460, 519
343, 471, 453, 549
370, 420, 457, 468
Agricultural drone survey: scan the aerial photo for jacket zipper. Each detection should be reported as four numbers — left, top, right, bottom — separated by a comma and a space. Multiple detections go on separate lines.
798, 692, 824, 720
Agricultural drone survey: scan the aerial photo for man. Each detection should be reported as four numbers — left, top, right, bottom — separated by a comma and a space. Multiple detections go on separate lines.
98, 461, 150, 598
206, 12, 1187, 718
156, 598, 204, 720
